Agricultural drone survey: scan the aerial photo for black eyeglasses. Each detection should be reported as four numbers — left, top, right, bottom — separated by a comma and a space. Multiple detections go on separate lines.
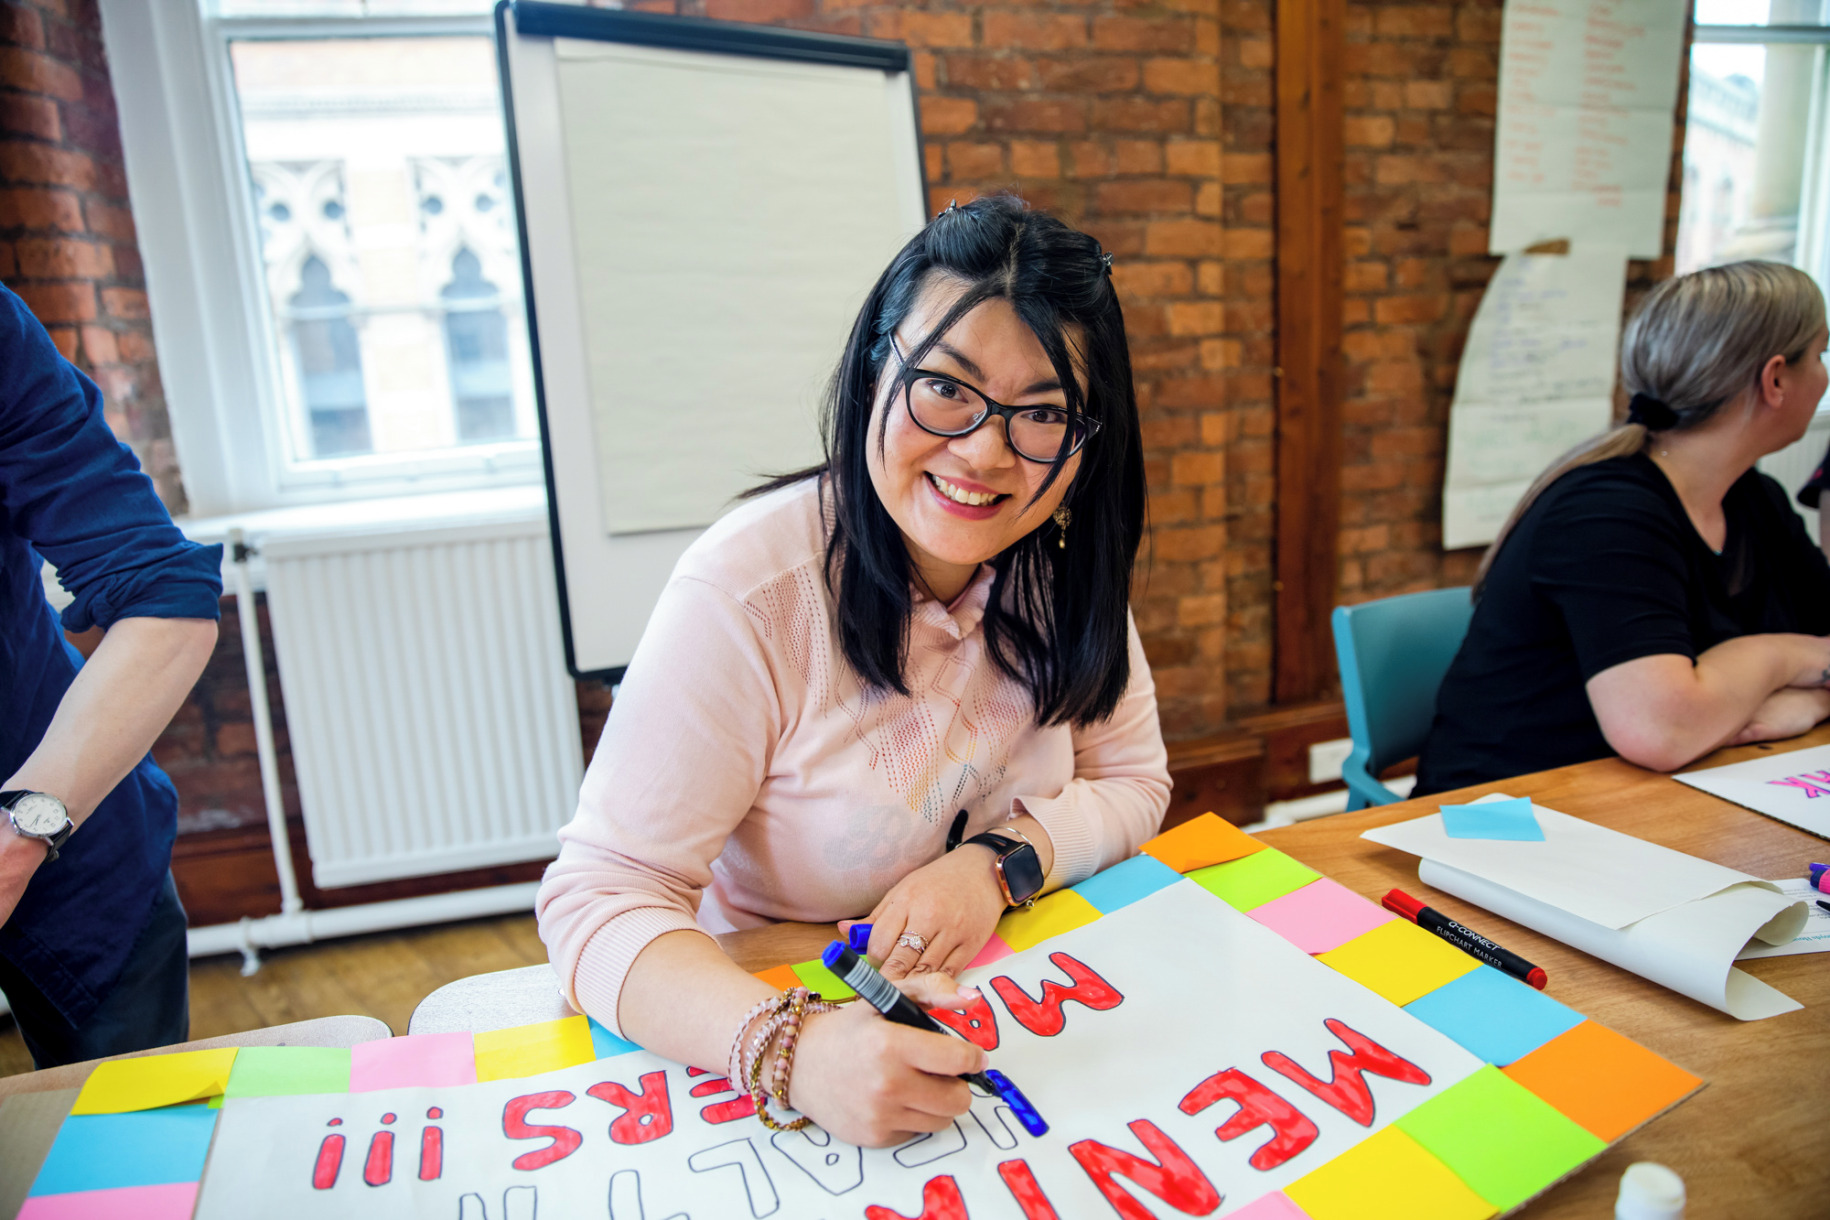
890, 336, 1100, 463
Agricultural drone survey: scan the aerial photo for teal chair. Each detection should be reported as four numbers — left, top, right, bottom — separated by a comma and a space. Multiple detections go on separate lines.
1331, 587, 1474, 810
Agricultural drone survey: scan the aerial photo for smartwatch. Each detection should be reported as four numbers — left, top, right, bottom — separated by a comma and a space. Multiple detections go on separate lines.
1, 790, 74, 862
960, 829, 1045, 909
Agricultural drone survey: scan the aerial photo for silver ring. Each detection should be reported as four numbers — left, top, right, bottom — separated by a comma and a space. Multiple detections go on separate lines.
896, 932, 930, 955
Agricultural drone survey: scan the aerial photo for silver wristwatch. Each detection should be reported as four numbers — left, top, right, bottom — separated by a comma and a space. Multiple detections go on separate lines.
1, 790, 74, 862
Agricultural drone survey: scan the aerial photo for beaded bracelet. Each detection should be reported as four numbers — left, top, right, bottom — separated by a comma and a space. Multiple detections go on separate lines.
745, 987, 837, 1133
727, 994, 783, 1087
772, 991, 837, 1109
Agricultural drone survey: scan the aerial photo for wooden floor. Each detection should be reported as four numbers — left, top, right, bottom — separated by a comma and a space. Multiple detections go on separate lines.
0, 913, 548, 1078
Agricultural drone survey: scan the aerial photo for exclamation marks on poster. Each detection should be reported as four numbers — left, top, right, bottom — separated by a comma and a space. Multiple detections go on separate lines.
421, 1106, 446, 1181
312, 1118, 345, 1190
365, 1112, 397, 1186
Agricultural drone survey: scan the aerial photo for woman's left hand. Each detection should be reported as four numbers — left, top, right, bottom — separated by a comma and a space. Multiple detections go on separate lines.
841, 845, 1009, 981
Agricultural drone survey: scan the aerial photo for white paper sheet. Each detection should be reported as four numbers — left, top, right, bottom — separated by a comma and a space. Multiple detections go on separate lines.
1361, 800, 1758, 929
1439, 250, 1626, 550
1419, 861, 1805, 1021
194, 882, 1486, 1219
1674, 742, 1830, 840
1489, 0, 1688, 257
1737, 878, 1830, 960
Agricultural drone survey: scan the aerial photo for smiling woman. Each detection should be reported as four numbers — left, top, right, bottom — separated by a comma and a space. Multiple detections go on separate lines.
535, 195, 1167, 1148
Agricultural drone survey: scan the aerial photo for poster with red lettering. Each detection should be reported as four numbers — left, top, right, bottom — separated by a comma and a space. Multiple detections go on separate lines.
1677, 742, 1830, 841
195, 881, 1486, 1218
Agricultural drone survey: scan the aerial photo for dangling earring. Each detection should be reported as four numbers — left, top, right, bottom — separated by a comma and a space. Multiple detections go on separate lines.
1052, 505, 1071, 549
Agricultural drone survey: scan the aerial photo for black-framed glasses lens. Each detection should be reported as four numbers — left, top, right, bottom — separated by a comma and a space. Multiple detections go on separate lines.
906, 376, 1088, 461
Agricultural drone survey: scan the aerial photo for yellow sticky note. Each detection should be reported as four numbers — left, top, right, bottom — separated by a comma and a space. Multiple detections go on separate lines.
1140, 812, 1266, 874
996, 889, 1102, 952
473, 1016, 596, 1083
71, 1047, 240, 1115
1286, 1123, 1497, 1220
1317, 918, 1480, 1006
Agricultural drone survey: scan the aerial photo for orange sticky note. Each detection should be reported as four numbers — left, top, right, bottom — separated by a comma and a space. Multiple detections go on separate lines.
1140, 813, 1265, 874
1502, 1020, 1703, 1142
1284, 1123, 1497, 1220
753, 964, 801, 991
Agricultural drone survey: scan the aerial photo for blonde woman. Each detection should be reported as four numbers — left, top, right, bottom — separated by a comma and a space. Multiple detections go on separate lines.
1417, 261, 1830, 795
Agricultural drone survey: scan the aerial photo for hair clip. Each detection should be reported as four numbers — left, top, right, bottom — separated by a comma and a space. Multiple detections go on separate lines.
942, 199, 959, 216
1100, 252, 1115, 275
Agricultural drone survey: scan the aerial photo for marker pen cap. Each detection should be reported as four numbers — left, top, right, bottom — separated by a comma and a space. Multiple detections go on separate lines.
1381, 890, 1426, 922
1614, 1162, 1684, 1220
847, 923, 873, 954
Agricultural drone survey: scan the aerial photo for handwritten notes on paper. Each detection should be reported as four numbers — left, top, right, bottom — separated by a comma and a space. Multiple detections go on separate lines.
1490, 0, 1688, 257
1441, 249, 1626, 549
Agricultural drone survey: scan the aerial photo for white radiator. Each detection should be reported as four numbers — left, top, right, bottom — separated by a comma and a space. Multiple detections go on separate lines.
259, 518, 583, 889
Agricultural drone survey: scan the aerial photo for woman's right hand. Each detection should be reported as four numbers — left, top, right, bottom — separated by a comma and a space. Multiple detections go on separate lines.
785, 977, 988, 1147
1730, 687, 1830, 746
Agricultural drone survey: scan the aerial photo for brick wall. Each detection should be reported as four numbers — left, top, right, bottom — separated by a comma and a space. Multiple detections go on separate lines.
0, 0, 184, 510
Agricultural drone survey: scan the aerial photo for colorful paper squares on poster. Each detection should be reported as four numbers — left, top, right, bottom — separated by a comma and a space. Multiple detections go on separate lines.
1070, 853, 1183, 914
1284, 1124, 1496, 1220
474, 1017, 596, 1082
223, 1047, 351, 1099
787, 956, 857, 1001
349, 1033, 477, 1093
1225, 1191, 1313, 1219
588, 1019, 643, 1061
1140, 812, 1266, 873
965, 934, 1014, 969
1503, 1020, 1703, 1142
1189, 848, 1320, 912
752, 964, 801, 991
18, 1181, 200, 1220
1440, 797, 1545, 841
1249, 878, 1396, 954
28, 1108, 219, 1195
1317, 919, 1480, 1006
997, 888, 1101, 951
1397, 1065, 1605, 1211
70, 1048, 238, 1115
1404, 966, 1585, 1066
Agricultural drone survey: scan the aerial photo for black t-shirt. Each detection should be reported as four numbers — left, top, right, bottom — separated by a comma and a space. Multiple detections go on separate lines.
1800, 439, 1827, 509
1416, 452, 1830, 795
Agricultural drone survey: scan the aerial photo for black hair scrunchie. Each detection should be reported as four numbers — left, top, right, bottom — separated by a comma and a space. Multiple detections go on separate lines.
1626, 392, 1679, 431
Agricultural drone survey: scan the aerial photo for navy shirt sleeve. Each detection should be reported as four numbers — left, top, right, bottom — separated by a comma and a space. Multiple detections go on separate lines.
1528, 474, 1699, 680
0, 285, 222, 630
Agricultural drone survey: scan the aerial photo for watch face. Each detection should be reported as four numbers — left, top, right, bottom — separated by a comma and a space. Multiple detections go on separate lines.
1001, 843, 1046, 904
10, 793, 69, 836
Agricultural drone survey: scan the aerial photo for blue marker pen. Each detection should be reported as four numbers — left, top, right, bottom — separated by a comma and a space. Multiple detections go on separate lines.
821, 941, 1048, 1137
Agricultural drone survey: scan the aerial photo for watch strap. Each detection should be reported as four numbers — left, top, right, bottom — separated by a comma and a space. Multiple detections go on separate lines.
961, 830, 1044, 907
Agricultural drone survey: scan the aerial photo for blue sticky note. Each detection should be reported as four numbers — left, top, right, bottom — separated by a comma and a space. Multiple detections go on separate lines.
1404, 966, 1584, 1066
28, 1106, 219, 1195
1071, 854, 1184, 914
589, 1018, 643, 1060
1440, 797, 1545, 841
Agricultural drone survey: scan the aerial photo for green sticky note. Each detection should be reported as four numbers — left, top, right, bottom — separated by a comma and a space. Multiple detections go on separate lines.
1189, 847, 1320, 912
789, 958, 856, 1001
224, 1046, 352, 1099
1397, 1065, 1606, 1210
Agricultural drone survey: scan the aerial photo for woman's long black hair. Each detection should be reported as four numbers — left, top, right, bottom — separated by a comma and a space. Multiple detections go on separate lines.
754, 194, 1146, 727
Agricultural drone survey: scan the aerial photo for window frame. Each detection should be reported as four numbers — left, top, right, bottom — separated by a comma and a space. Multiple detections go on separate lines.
100, 0, 541, 517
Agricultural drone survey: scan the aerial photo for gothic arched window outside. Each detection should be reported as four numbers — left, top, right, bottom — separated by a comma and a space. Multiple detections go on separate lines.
288, 254, 372, 458
441, 247, 516, 443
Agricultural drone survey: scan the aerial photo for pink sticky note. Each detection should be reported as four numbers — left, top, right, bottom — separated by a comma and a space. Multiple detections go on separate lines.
19, 1182, 198, 1220
350, 1033, 477, 1093
1225, 1191, 1312, 1219
1248, 878, 1394, 955
965, 935, 1015, 970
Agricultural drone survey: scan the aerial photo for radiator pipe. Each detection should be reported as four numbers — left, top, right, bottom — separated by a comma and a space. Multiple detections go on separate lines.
186, 883, 541, 969
230, 529, 304, 924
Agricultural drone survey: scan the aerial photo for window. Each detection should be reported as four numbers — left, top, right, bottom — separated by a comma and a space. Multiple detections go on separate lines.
100, 0, 540, 516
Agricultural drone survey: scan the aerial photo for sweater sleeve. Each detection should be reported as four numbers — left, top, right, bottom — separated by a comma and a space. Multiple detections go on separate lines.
1012, 613, 1172, 888
536, 573, 782, 1036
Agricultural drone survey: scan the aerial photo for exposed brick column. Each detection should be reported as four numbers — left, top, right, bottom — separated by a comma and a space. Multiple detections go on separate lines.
0, 0, 183, 511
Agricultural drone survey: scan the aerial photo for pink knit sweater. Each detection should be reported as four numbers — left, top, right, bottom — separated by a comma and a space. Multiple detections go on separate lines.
536, 478, 1172, 1035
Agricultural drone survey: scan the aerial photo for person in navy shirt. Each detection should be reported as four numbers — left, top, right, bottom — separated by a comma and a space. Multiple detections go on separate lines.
0, 284, 222, 1067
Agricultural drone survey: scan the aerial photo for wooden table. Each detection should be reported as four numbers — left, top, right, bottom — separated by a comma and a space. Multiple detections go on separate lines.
413, 729, 1830, 1216
0, 1014, 391, 1220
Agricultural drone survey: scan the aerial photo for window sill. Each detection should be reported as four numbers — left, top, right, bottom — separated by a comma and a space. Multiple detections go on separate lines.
179, 484, 550, 594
